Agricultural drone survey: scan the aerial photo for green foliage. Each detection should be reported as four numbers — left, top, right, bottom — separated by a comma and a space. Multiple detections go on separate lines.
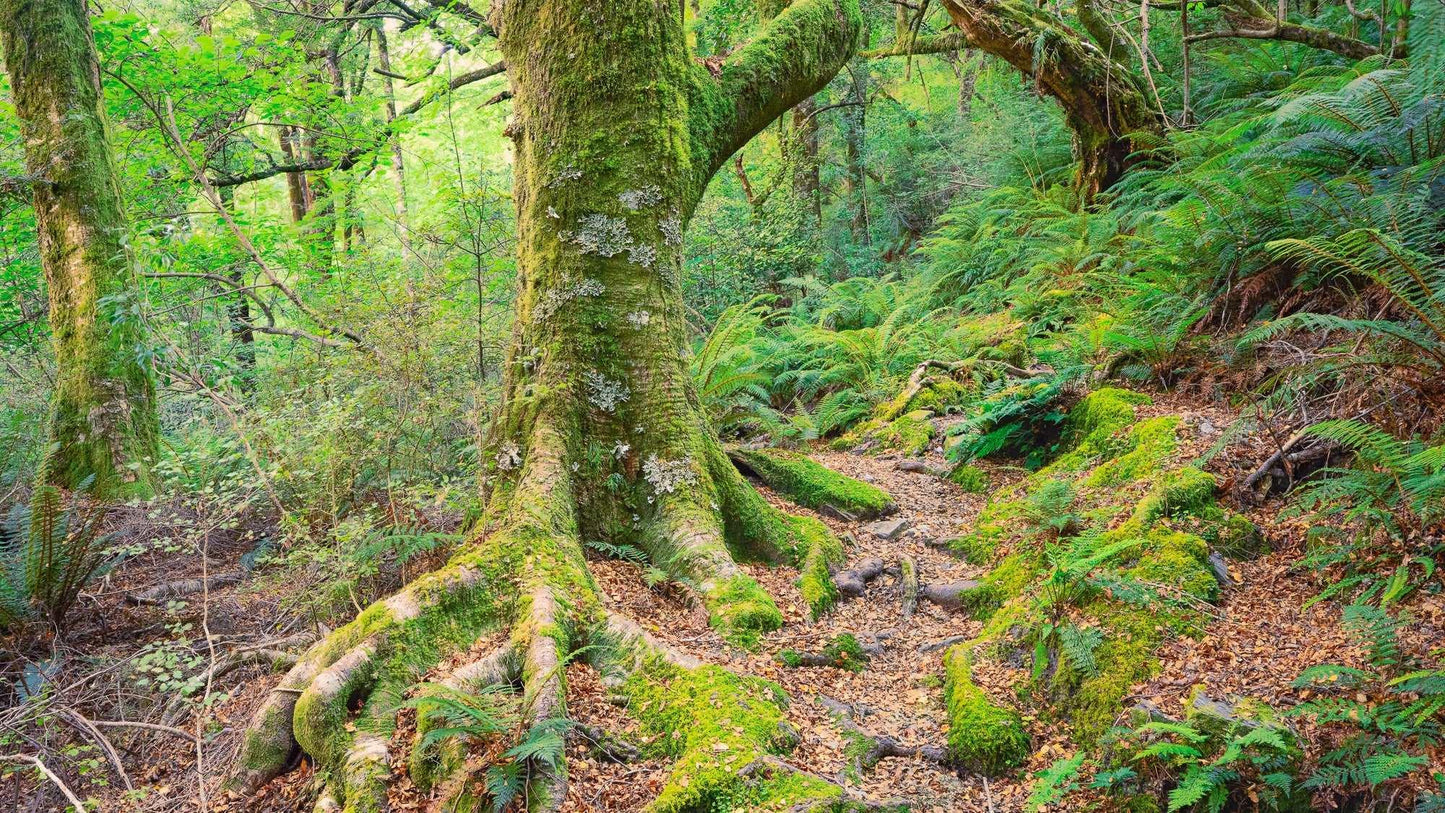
0, 487, 112, 631
1105, 717, 1301, 813
1288, 603, 1442, 805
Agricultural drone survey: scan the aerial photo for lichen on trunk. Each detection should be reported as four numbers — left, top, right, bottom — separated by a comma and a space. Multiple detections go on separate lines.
0, 0, 159, 498
233, 0, 863, 809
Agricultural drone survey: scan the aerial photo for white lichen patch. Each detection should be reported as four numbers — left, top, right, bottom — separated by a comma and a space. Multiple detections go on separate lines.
548, 165, 582, 188
497, 442, 522, 471
619, 185, 662, 211
532, 277, 604, 323
625, 310, 651, 329
627, 243, 657, 268
643, 454, 697, 495
570, 214, 632, 257
660, 212, 682, 246
584, 371, 630, 413
547, 206, 560, 219
611, 441, 631, 459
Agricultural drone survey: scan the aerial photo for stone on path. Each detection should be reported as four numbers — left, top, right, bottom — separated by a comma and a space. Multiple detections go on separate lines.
866, 518, 911, 540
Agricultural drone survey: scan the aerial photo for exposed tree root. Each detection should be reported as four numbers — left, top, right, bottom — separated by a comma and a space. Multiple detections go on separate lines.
833, 557, 886, 597
818, 695, 951, 770
899, 555, 919, 620
231, 416, 844, 811
736, 754, 908, 812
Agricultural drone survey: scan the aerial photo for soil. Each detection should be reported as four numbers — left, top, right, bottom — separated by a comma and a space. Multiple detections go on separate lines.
5, 400, 1442, 812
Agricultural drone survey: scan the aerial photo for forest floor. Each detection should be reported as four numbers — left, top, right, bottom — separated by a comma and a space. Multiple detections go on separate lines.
12, 393, 1443, 811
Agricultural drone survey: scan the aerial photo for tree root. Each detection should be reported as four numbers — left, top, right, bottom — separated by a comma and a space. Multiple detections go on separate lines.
833, 557, 886, 597
230, 413, 831, 810
818, 694, 951, 770
737, 754, 909, 812
899, 555, 919, 620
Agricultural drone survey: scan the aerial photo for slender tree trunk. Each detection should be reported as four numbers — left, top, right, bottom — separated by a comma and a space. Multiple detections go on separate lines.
1, 0, 158, 498
375, 29, 410, 247
277, 125, 310, 222
842, 55, 871, 247
217, 186, 257, 389
789, 97, 823, 226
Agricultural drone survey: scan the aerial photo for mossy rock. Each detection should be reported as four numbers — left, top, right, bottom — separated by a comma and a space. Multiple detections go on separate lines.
1066, 387, 1153, 455
729, 448, 895, 519
911, 377, 971, 414
943, 648, 1030, 775
948, 462, 991, 493
879, 410, 935, 455
1084, 416, 1180, 487
1204, 512, 1269, 559
1131, 466, 1217, 527
1126, 530, 1218, 602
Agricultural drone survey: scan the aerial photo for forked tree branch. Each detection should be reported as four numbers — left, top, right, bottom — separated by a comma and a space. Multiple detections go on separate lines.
688, 0, 863, 191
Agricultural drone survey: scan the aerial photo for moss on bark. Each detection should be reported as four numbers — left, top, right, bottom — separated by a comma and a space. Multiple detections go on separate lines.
0, 0, 158, 498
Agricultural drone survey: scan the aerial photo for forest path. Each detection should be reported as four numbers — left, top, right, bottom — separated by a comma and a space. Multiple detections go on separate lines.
566, 419, 1031, 811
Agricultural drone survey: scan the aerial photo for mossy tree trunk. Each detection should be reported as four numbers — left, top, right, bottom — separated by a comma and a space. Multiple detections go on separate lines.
0, 0, 158, 498
235, 1, 861, 809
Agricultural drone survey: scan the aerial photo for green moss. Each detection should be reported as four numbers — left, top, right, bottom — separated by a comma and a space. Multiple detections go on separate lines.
1126, 530, 1217, 601
621, 661, 794, 813
822, 633, 867, 671
892, 410, 936, 455
911, 377, 970, 414
704, 574, 784, 649
1084, 416, 1180, 487
1131, 466, 1217, 526
1203, 512, 1268, 559
729, 448, 894, 518
948, 463, 991, 493
1066, 387, 1152, 455
942, 647, 1030, 775
1060, 606, 1162, 744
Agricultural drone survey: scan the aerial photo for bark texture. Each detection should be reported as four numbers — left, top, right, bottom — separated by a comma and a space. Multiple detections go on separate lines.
937, 0, 1163, 196
234, 1, 863, 809
0, 0, 158, 497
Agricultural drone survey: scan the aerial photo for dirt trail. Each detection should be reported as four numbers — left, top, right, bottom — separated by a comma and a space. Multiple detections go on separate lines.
566, 424, 1032, 811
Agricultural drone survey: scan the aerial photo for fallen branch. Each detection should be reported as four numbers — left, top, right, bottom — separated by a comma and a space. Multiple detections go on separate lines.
125, 573, 243, 606
0, 753, 89, 811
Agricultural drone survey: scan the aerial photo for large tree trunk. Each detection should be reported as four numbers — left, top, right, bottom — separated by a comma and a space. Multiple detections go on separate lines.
939, 0, 1163, 196
1, 0, 158, 498
233, 1, 862, 809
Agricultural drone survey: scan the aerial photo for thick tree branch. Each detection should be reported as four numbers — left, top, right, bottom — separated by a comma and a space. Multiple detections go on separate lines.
937, 0, 1162, 195
688, 0, 862, 191
860, 30, 964, 57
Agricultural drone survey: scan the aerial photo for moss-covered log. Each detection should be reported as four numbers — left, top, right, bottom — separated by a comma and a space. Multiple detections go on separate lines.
0, 0, 158, 498
233, 0, 863, 809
